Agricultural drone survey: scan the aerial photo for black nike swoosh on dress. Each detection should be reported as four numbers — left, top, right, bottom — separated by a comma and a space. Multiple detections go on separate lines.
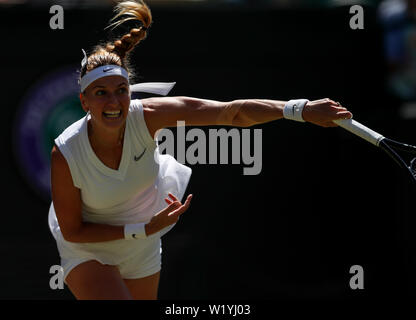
134, 148, 147, 162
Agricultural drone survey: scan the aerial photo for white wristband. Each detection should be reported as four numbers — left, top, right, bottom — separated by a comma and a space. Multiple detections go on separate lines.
283, 99, 309, 122
124, 223, 147, 240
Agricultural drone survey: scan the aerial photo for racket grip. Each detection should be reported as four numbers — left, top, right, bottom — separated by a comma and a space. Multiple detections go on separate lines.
333, 119, 384, 146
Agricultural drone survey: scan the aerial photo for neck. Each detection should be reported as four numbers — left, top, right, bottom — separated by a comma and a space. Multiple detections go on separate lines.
88, 120, 126, 149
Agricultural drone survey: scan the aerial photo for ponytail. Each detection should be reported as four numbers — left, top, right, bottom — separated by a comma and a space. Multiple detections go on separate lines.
105, 0, 152, 59
79, 0, 152, 85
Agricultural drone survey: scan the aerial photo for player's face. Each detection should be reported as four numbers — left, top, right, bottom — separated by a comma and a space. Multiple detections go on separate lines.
80, 75, 130, 132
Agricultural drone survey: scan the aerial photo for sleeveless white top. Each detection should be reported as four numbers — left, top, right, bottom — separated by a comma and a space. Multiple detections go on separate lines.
48, 99, 192, 265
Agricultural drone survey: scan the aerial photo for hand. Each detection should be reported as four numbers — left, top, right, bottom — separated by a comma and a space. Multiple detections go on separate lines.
302, 98, 353, 127
145, 193, 193, 236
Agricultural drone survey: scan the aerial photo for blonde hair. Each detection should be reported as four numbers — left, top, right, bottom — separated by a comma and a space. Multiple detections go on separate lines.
79, 0, 152, 91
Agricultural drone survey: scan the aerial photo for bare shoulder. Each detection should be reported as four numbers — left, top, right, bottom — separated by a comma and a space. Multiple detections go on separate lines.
141, 97, 166, 122
141, 97, 181, 138
50, 145, 76, 188
141, 96, 182, 112
51, 145, 69, 170
140, 96, 226, 129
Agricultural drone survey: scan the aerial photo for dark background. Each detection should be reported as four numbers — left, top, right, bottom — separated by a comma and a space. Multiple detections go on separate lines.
1, 2, 414, 301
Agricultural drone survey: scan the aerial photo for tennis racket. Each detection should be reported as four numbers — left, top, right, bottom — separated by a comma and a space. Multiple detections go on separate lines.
333, 119, 416, 184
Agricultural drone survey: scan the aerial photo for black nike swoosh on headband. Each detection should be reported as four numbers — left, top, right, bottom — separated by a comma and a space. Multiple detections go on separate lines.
103, 67, 113, 72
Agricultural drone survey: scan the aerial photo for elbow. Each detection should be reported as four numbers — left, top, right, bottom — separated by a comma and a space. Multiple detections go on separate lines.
232, 116, 258, 128
229, 100, 259, 128
238, 121, 257, 128
61, 225, 83, 243
61, 231, 77, 243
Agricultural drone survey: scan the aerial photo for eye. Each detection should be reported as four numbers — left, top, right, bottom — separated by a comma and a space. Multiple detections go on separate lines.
95, 90, 106, 96
118, 87, 128, 94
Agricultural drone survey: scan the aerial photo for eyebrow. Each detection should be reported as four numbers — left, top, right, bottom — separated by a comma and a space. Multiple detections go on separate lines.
92, 82, 128, 89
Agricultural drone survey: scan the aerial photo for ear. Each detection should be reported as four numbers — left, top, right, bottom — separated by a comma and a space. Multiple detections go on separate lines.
79, 93, 89, 113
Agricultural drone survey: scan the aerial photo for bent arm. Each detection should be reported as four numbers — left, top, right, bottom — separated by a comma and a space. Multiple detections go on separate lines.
51, 146, 129, 243
51, 146, 186, 242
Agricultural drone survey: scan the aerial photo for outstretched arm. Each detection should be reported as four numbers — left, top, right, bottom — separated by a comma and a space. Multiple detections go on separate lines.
142, 96, 352, 138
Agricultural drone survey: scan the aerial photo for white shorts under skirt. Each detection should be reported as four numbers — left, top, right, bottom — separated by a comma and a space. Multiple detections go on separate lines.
61, 237, 162, 283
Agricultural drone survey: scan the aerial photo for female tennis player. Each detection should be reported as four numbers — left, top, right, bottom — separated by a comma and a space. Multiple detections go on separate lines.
48, 0, 352, 300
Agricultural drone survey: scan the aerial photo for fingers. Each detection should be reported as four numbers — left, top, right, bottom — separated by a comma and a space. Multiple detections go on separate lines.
327, 99, 344, 108
332, 104, 347, 110
311, 98, 348, 111
326, 99, 353, 120
320, 112, 352, 127
167, 194, 193, 217
320, 98, 346, 109
151, 193, 193, 233
164, 193, 179, 205
307, 98, 354, 128
319, 111, 351, 128
168, 193, 178, 201
183, 194, 193, 209
170, 194, 193, 214
161, 200, 180, 214
164, 193, 192, 211
335, 111, 353, 120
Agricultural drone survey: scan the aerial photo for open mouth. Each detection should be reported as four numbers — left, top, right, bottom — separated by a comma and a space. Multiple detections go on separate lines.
103, 110, 122, 119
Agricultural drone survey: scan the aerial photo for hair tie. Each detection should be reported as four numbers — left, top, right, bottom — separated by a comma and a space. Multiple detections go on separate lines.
81, 49, 88, 68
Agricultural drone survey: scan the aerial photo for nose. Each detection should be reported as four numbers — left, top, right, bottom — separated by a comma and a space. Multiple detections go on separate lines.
106, 92, 119, 107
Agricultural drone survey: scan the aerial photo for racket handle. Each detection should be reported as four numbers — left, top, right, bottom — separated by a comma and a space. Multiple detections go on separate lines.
333, 119, 385, 146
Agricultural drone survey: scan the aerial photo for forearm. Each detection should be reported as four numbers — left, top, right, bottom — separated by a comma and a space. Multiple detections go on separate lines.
224, 99, 287, 127
64, 221, 153, 243
63, 222, 124, 243
62, 196, 187, 243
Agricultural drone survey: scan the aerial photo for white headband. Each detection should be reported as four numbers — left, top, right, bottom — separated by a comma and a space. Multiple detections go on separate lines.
80, 65, 129, 92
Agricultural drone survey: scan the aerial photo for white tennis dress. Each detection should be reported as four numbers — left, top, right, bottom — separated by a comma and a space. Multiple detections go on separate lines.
48, 99, 192, 280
